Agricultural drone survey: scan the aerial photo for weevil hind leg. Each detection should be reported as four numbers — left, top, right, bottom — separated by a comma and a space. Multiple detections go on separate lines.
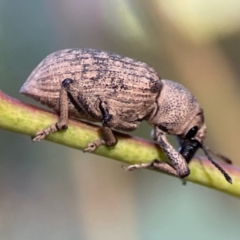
32, 84, 69, 141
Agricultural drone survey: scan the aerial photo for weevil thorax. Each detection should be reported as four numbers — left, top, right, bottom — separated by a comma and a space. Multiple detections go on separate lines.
149, 79, 207, 143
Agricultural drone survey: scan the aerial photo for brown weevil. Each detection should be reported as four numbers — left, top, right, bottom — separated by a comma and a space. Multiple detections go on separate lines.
20, 48, 232, 183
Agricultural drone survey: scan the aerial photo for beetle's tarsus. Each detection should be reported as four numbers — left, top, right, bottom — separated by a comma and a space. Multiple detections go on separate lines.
32, 132, 46, 141
123, 162, 154, 171
83, 139, 106, 152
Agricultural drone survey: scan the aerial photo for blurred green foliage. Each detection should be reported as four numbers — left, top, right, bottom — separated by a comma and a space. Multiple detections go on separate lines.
1, 1, 240, 240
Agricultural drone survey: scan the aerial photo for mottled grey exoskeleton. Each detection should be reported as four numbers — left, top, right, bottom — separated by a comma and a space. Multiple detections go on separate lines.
20, 48, 232, 183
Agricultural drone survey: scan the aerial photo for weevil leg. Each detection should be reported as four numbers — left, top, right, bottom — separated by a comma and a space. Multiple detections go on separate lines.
61, 78, 138, 152
130, 126, 190, 178
129, 127, 190, 178
32, 82, 69, 141
84, 100, 140, 152
61, 79, 115, 152
156, 129, 190, 178
124, 159, 179, 176
122, 125, 188, 178
83, 125, 117, 152
84, 102, 118, 152
63, 76, 140, 122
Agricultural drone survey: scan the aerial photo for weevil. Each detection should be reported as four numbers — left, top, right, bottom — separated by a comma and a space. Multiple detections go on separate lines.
20, 48, 232, 183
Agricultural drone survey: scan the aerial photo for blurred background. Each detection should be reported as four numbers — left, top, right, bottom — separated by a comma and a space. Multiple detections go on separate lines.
1, 0, 240, 239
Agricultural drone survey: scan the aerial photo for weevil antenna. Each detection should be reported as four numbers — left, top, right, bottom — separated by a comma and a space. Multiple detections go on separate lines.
201, 145, 232, 184
203, 146, 232, 164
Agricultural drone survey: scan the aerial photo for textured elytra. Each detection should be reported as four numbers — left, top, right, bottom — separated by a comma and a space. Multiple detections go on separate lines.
21, 48, 161, 122
20, 48, 232, 183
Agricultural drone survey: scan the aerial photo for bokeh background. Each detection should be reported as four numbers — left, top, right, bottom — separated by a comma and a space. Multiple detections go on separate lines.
1, 1, 240, 239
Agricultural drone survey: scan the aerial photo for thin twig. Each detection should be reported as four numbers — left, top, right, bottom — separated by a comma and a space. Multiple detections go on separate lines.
0, 90, 240, 197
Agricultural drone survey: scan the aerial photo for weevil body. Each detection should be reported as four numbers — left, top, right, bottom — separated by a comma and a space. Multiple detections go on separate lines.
20, 48, 232, 183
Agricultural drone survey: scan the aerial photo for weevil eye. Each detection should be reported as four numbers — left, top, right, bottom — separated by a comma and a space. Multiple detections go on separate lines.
185, 126, 199, 139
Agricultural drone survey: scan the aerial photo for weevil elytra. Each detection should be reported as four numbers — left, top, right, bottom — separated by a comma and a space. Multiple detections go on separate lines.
20, 48, 232, 183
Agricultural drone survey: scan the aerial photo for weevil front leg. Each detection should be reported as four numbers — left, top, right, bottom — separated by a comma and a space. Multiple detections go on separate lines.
32, 81, 69, 141
125, 127, 190, 179
155, 128, 190, 178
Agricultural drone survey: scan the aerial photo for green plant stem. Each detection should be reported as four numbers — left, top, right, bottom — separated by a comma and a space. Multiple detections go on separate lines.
1, 90, 240, 197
